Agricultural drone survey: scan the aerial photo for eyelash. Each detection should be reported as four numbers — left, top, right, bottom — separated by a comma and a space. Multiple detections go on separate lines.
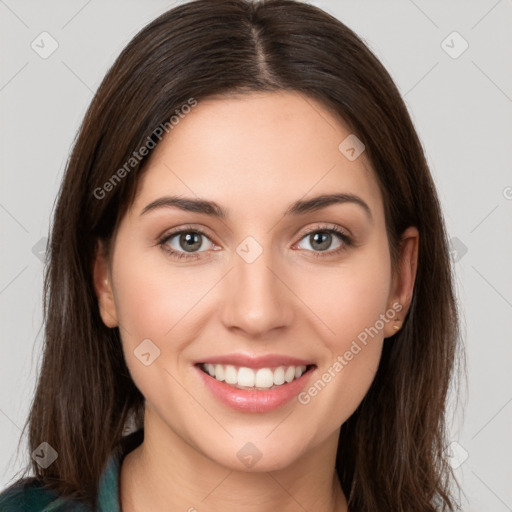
157, 223, 353, 262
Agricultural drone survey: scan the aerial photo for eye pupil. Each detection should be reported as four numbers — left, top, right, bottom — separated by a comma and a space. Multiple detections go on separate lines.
311, 231, 331, 251
180, 232, 201, 252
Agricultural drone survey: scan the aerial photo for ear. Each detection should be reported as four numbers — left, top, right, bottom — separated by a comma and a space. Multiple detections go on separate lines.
383, 226, 419, 338
92, 238, 119, 328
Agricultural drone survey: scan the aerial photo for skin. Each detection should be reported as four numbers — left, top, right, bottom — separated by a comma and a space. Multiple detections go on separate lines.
93, 90, 418, 512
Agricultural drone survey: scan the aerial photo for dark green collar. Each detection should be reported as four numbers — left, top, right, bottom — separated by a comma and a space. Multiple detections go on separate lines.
97, 428, 144, 511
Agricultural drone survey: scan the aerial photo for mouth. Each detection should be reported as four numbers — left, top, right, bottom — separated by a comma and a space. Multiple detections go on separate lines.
195, 362, 317, 391
194, 361, 318, 412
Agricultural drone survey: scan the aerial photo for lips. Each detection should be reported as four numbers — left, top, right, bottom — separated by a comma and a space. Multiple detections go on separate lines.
194, 362, 317, 412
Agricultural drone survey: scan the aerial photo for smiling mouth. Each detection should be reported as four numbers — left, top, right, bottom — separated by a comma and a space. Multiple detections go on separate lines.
196, 362, 317, 390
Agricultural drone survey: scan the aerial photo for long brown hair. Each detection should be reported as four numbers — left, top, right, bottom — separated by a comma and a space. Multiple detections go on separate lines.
7, 0, 461, 509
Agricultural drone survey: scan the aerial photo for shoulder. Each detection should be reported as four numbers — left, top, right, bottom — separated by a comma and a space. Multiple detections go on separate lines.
0, 478, 91, 512
0, 428, 143, 512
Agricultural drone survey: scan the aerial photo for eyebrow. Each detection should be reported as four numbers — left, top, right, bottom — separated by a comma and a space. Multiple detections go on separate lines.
140, 193, 373, 221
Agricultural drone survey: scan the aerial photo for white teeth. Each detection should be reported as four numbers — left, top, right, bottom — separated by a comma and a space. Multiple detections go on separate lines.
285, 366, 295, 383
238, 367, 255, 387
255, 368, 274, 388
273, 367, 285, 385
224, 365, 238, 385
214, 364, 225, 382
202, 363, 309, 389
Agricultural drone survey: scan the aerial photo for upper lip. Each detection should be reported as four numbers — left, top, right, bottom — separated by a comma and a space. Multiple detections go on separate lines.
196, 353, 316, 370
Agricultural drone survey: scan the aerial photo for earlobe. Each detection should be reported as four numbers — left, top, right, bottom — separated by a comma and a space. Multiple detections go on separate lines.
384, 226, 419, 338
92, 239, 119, 328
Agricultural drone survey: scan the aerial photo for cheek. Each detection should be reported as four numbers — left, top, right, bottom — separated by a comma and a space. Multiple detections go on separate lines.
110, 252, 197, 407
110, 246, 220, 400
111, 241, 207, 343
301, 242, 392, 346
293, 243, 391, 425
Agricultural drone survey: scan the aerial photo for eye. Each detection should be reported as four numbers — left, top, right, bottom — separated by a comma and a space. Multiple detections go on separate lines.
158, 226, 215, 261
294, 224, 353, 257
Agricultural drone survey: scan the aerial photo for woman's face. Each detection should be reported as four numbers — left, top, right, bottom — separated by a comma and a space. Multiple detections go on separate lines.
94, 90, 417, 472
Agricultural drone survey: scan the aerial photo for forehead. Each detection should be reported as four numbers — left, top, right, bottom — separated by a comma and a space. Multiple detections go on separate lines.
130, 91, 384, 222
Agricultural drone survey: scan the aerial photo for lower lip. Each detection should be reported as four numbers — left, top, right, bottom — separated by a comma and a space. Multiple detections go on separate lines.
194, 364, 316, 413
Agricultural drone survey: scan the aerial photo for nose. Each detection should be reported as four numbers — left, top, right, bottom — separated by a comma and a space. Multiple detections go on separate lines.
220, 243, 294, 337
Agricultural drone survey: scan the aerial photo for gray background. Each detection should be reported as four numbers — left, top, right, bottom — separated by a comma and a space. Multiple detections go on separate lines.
1, 0, 511, 510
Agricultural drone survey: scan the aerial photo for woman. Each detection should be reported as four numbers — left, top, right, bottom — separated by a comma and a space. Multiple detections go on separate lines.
0, 0, 461, 510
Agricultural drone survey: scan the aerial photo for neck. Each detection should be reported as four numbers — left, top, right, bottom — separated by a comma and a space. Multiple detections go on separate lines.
119, 408, 348, 512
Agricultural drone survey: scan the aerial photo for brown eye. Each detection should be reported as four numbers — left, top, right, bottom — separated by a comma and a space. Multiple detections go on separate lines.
158, 228, 215, 261
307, 231, 336, 251
176, 232, 204, 252
295, 226, 351, 256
